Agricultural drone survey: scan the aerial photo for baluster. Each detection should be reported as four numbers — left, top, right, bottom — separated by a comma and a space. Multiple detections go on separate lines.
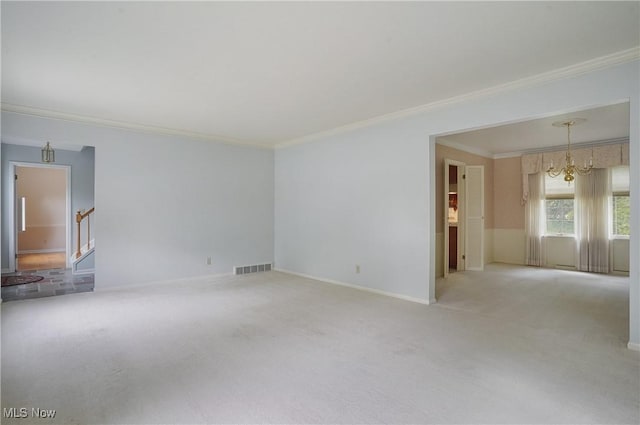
75, 210, 82, 259
74, 208, 95, 259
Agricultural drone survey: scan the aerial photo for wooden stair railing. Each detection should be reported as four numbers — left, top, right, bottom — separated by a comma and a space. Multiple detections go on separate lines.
75, 207, 95, 259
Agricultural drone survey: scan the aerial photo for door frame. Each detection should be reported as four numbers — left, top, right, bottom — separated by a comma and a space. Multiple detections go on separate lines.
8, 161, 72, 272
443, 159, 466, 278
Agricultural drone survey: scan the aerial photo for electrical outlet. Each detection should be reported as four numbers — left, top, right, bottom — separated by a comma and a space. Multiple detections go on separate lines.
356, 264, 360, 273
206, 257, 212, 265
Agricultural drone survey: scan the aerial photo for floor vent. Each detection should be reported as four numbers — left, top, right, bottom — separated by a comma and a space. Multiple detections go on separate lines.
234, 263, 272, 275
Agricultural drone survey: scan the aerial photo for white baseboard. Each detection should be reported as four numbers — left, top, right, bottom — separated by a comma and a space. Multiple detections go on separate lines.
72, 268, 95, 276
95, 271, 234, 292
1, 268, 11, 274
628, 342, 640, 351
274, 268, 431, 305
18, 249, 65, 254
611, 270, 630, 276
555, 264, 577, 271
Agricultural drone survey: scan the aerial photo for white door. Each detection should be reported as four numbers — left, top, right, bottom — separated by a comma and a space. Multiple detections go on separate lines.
464, 165, 484, 270
456, 165, 465, 271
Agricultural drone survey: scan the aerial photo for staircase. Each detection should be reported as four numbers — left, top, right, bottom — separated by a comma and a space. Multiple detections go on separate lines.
71, 207, 95, 275
71, 239, 95, 274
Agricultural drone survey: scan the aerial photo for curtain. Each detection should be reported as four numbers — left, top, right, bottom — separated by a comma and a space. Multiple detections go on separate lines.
576, 168, 610, 273
520, 142, 627, 204
521, 153, 542, 204
525, 172, 544, 266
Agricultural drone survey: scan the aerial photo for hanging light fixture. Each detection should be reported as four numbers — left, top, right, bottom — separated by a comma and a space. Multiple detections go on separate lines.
546, 119, 592, 183
41, 141, 55, 163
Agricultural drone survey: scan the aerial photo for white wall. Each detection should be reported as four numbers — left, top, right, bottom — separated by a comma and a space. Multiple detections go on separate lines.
275, 128, 431, 300
275, 60, 639, 345
541, 237, 629, 273
1, 114, 274, 288
435, 229, 628, 274
544, 236, 577, 269
612, 238, 630, 273
493, 229, 526, 265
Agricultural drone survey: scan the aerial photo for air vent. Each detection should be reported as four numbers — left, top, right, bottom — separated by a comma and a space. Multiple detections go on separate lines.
234, 263, 272, 275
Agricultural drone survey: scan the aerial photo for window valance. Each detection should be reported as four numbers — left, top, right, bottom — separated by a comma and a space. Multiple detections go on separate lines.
521, 142, 629, 204
521, 153, 542, 204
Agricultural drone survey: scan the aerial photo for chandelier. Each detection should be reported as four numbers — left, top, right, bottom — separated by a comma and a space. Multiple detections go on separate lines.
546, 119, 592, 183
41, 141, 55, 163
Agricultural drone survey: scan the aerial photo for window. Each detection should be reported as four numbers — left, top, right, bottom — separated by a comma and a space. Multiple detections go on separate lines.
546, 199, 575, 234
545, 174, 575, 235
611, 166, 630, 237
543, 166, 630, 237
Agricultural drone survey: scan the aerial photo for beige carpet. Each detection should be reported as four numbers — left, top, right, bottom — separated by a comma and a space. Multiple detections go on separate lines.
1, 265, 638, 424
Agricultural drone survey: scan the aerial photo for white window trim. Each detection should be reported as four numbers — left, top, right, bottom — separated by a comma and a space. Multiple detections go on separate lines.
544, 195, 576, 237
611, 191, 630, 238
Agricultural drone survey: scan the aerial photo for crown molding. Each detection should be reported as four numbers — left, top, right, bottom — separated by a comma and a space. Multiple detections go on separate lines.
496, 137, 630, 159
439, 136, 629, 160
276, 47, 640, 149
2, 48, 638, 151
0, 103, 274, 150
492, 152, 531, 160
1, 135, 85, 152
435, 139, 494, 159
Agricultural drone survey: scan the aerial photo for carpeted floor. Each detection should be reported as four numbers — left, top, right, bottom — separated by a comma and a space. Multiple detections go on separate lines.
1, 265, 638, 424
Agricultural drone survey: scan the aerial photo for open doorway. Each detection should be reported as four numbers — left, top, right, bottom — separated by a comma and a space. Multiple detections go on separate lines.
427, 100, 633, 358
441, 155, 485, 278
2, 143, 95, 301
443, 159, 465, 277
13, 163, 71, 271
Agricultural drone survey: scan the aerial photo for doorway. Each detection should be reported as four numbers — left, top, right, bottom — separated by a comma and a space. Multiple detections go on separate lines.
10, 162, 71, 272
444, 159, 465, 277
442, 156, 485, 278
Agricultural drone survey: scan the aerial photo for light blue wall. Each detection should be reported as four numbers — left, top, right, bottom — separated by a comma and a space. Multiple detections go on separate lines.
1, 61, 637, 347
1, 143, 95, 269
275, 60, 640, 344
275, 124, 430, 300
1, 114, 275, 288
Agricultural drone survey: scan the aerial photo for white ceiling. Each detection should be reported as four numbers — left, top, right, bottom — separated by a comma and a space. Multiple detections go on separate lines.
437, 102, 631, 157
2, 2, 639, 147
